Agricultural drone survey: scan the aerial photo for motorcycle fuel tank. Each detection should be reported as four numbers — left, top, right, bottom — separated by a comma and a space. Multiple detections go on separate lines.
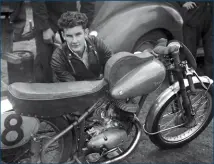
110, 59, 166, 99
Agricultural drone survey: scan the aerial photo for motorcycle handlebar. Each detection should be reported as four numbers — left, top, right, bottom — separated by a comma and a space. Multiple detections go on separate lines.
153, 41, 180, 55
153, 40, 197, 70
153, 39, 198, 95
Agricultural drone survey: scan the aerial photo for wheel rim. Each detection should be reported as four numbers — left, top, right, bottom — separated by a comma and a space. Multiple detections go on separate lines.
158, 88, 212, 143
38, 120, 64, 163
2, 120, 64, 164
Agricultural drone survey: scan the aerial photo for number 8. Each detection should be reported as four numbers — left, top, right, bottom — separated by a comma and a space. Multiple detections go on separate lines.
1, 114, 24, 146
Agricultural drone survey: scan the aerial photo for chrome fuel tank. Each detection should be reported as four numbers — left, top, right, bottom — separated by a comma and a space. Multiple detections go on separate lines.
110, 59, 166, 99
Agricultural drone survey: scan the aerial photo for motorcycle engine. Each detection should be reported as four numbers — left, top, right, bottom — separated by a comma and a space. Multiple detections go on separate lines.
86, 103, 129, 152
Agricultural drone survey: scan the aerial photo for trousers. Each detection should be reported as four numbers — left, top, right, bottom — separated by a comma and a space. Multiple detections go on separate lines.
34, 31, 54, 83
183, 6, 213, 79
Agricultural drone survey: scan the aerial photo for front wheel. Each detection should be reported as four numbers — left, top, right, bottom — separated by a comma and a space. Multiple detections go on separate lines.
149, 83, 213, 149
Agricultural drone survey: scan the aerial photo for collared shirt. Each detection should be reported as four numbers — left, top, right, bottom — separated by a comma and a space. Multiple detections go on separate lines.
67, 42, 89, 69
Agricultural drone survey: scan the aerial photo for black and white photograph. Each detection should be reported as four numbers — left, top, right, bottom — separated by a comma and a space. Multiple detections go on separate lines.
1, 1, 213, 163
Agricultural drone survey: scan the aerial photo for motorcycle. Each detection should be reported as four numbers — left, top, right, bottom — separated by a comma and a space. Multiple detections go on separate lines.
1, 39, 213, 163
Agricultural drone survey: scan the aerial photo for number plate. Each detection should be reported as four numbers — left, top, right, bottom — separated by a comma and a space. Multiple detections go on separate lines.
1, 111, 40, 149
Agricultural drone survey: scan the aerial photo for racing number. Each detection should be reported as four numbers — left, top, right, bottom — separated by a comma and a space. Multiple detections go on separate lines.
1, 114, 24, 146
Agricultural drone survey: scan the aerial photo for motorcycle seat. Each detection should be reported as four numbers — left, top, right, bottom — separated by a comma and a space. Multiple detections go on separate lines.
8, 79, 108, 117
8, 79, 107, 100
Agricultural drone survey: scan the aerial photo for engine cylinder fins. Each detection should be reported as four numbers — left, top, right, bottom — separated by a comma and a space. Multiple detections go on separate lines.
114, 99, 139, 113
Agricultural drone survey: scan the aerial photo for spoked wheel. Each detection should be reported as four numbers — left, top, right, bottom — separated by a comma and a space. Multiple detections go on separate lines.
38, 119, 64, 163
2, 117, 72, 164
34, 117, 73, 163
149, 84, 213, 149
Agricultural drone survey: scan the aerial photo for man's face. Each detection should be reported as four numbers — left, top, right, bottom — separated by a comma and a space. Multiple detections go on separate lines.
63, 25, 88, 54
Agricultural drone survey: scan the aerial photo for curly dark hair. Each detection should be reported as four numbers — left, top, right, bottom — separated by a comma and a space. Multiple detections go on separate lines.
58, 11, 88, 30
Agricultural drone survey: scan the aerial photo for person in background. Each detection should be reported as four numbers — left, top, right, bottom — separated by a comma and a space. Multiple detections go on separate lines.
31, 1, 95, 83
178, 1, 213, 79
1, 1, 26, 55
51, 11, 112, 82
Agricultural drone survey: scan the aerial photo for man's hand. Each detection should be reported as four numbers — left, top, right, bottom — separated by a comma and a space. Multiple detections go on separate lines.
182, 2, 197, 10
54, 32, 62, 44
43, 28, 55, 44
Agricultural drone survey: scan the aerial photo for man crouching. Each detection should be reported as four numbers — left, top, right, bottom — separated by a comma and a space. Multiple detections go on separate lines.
51, 11, 112, 82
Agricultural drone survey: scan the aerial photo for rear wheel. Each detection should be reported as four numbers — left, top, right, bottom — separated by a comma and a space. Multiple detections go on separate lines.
38, 117, 73, 163
1, 117, 73, 164
149, 83, 213, 149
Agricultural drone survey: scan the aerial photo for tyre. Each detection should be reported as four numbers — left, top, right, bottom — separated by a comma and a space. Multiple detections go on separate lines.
132, 30, 168, 52
149, 83, 213, 149
1, 117, 73, 164
37, 117, 73, 163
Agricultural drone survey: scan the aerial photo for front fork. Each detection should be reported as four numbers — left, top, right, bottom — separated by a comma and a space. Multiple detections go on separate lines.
171, 50, 195, 121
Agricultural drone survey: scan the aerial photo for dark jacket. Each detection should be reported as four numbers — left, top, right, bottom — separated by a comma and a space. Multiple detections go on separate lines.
31, 1, 95, 32
51, 36, 112, 82
178, 2, 213, 27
